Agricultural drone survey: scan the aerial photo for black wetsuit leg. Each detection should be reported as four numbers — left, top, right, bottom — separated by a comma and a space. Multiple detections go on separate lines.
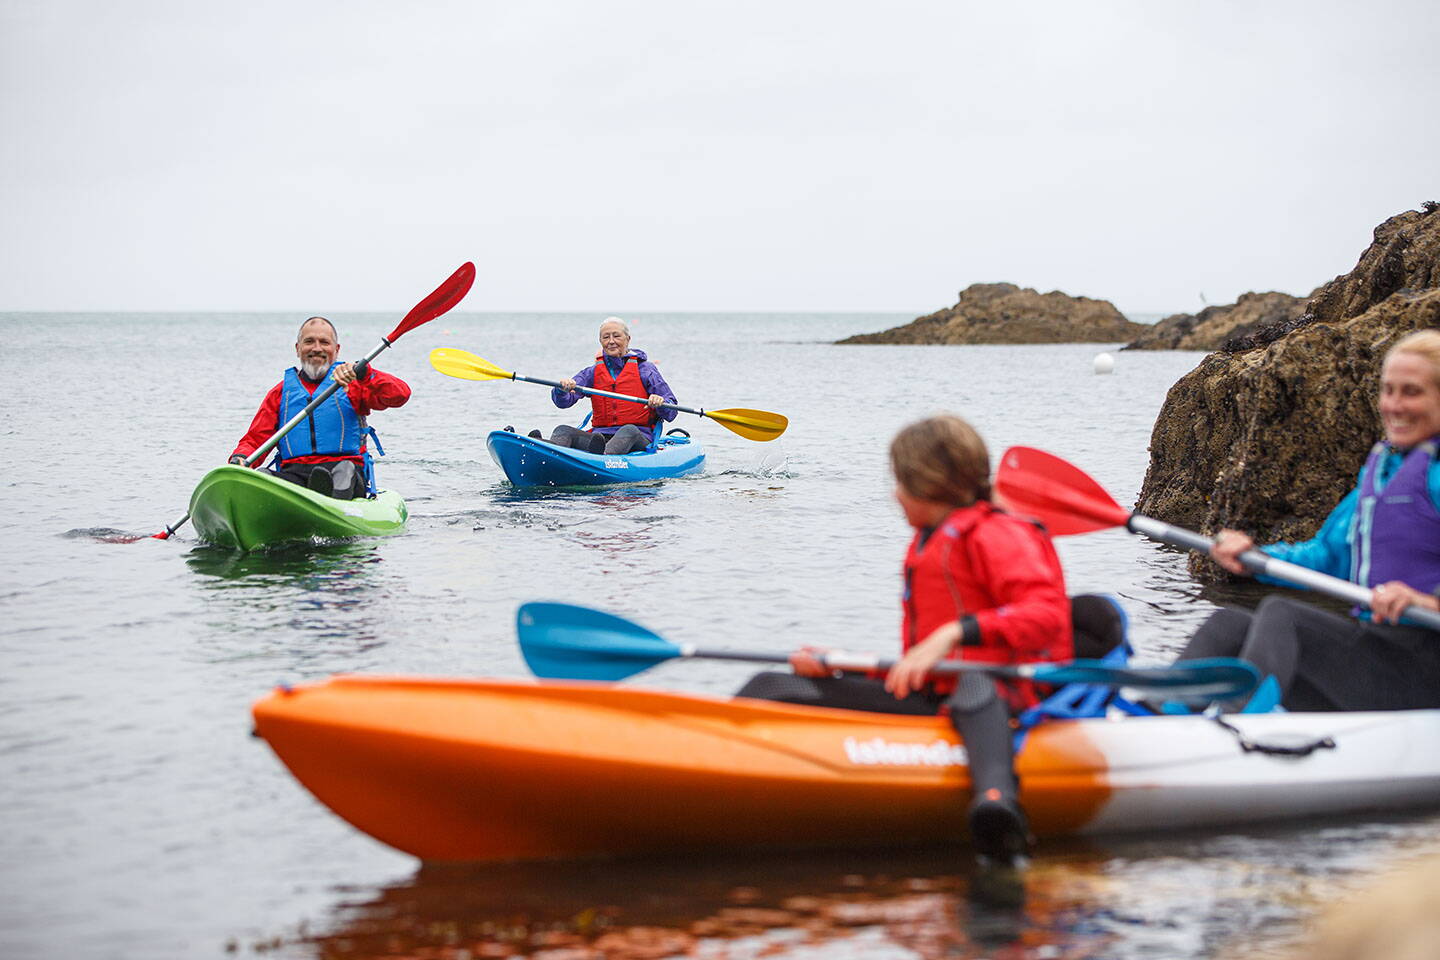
1178, 596, 1440, 711
548, 424, 588, 448
272, 462, 365, 500
603, 424, 649, 454
734, 671, 938, 714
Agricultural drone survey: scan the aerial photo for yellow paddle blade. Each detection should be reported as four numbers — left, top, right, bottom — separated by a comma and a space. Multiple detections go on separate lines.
703, 407, 788, 441
429, 347, 513, 382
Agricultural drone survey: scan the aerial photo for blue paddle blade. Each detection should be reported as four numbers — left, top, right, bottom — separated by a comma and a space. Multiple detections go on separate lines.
517, 602, 683, 681
1031, 657, 1260, 700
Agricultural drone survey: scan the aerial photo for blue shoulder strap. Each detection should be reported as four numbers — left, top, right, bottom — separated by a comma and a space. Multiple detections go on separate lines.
362, 425, 384, 496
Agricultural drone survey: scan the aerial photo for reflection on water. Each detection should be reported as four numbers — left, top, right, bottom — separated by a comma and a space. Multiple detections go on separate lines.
473, 486, 679, 559
185, 540, 384, 586
276, 813, 1440, 960
292, 847, 1049, 960
490, 484, 671, 506
185, 542, 391, 661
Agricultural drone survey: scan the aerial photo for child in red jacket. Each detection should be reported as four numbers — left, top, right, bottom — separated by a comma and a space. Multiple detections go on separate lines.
736, 414, 1072, 863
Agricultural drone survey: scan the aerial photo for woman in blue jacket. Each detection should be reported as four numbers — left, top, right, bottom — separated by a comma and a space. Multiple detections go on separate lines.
1179, 330, 1440, 710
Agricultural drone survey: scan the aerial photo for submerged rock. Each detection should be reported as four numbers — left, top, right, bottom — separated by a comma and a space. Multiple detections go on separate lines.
838, 282, 1148, 345
1123, 291, 1315, 351
1135, 203, 1440, 581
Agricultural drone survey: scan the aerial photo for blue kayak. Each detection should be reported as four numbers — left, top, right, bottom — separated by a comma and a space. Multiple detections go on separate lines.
486, 430, 705, 487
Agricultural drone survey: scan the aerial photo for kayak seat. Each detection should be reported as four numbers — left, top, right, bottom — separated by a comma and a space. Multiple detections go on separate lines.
1070, 593, 1126, 660
1014, 595, 1143, 746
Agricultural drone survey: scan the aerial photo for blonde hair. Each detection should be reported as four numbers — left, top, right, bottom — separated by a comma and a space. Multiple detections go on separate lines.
889, 414, 991, 507
1386, 329, 1440, 390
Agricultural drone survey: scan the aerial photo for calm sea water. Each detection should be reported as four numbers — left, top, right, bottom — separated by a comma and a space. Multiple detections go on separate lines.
2, 311, 1438, 959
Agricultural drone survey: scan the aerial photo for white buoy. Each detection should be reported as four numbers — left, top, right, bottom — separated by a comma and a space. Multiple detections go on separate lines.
1093, 352, 1115, 375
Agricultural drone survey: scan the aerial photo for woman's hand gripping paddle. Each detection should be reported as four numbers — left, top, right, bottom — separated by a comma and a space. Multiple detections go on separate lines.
150, 262, 476, 541
429, 348, 788, 442
993, 445, 1440, 631
516, 602, 1260, 700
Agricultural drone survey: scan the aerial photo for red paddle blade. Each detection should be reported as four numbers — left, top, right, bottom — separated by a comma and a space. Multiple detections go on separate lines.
995, 446, 1131, 536
385, 261, 476, 341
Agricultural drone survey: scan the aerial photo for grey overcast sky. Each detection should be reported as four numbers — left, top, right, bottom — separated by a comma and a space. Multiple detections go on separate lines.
2, 0, 1437, 315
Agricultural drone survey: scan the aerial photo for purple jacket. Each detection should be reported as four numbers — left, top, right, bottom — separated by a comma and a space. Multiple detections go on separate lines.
1355, 439, 1440, 594
551, 348, 678, 437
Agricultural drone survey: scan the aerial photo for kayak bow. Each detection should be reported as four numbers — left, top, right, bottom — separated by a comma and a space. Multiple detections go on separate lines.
189, 466, 406, 550
486, 430, 705, 488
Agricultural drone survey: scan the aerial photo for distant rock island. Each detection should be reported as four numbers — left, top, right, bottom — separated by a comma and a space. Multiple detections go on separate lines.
1135, 201, 1440, 582
1122, 290, 1316, 351
837, 282, 1149, 345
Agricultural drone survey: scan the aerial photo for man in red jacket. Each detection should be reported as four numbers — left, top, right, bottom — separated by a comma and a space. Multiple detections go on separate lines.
229, 317, 411, 500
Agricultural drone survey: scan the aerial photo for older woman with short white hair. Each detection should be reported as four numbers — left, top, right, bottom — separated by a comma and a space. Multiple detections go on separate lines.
544, 316, 678, 455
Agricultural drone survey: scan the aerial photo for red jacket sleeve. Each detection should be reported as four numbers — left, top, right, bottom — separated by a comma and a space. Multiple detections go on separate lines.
232, 382, 284, 460
348, 368, 410, 416
964, 517, 1073, 661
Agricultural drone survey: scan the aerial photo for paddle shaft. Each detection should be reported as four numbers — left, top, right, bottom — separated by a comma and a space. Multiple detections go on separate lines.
508, 371, 713, 419
681, 645, 1252, 694
683, 645, 993, 674
515, 601, 1258, 697
1127, 514, 1440, 631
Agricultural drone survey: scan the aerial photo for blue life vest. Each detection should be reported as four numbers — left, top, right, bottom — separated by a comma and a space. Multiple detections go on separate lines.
276, 364, 365, 463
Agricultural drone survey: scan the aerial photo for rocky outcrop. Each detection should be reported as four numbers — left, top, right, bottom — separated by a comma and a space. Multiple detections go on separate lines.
1123, 291, 1314, 351
1135, 203, 1440, 582
837, 283, 1148, 345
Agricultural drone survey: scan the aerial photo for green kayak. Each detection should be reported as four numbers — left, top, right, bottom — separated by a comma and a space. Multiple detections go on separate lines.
188, 466, 407, 551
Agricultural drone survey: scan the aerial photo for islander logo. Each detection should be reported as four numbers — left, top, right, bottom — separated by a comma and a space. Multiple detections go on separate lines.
843, 737, 967, 767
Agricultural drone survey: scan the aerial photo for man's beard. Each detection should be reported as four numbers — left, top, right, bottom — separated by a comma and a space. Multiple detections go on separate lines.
301, 358, 331, 380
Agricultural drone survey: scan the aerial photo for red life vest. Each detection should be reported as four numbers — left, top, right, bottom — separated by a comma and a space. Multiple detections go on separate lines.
590, 354, 654, 429
901, 501, 1072, 708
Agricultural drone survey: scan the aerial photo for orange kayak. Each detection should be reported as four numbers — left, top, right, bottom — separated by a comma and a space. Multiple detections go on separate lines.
252, 675, 1440, 863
